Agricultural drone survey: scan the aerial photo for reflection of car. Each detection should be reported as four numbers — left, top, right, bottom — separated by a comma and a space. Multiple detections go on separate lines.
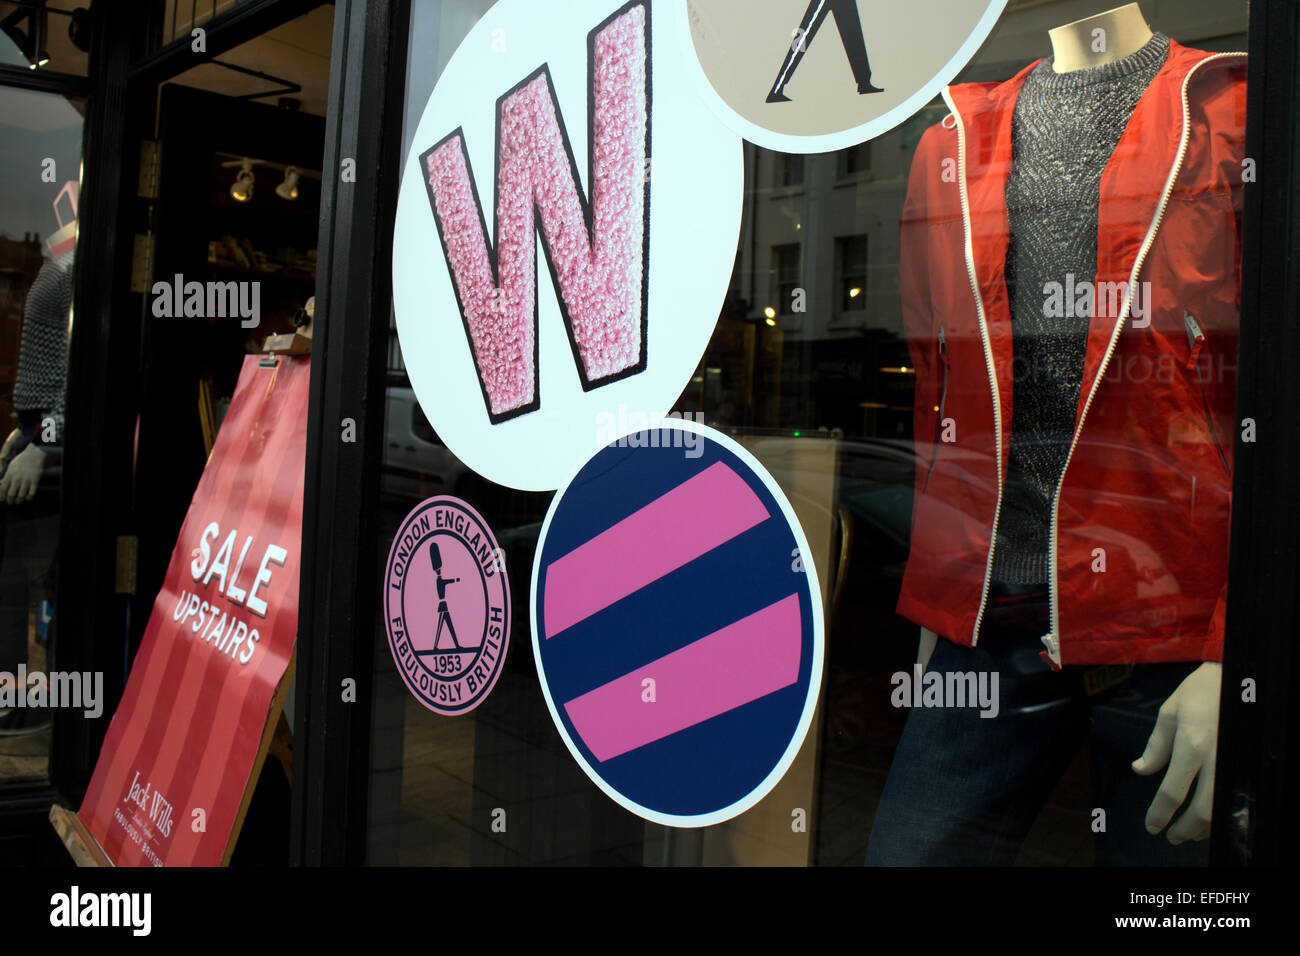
746, 433, 924, 559
382, 386, 469, 502
755, 430, 1209, 624
834, 433, 1206, 546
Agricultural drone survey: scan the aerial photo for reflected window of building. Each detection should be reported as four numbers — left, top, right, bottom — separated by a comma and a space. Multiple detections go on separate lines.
771, 242, 801, 315
836, 235, 869, 313
837, 142, 872, 180
772, 152, 804, 189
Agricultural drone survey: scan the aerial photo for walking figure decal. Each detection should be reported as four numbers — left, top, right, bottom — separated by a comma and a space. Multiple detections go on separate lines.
767, 0, 884, 103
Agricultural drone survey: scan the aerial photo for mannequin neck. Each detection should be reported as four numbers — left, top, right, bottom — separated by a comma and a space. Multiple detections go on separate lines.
1048, 3, 1153, 73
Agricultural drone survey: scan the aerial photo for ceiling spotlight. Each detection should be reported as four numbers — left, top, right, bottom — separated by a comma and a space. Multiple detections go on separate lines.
69, 8, 92, 53
28, 3, 48, 69
230, 162, 254, 202
3, 3, 51, 70
276, 166, 301, 201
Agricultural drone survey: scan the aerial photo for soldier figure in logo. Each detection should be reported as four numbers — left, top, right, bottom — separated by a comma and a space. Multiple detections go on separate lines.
429, 541, 462, 651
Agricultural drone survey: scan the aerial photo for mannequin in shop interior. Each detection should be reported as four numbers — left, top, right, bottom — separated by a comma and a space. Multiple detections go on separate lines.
0, 184, 74, 504
0, 254, 71, 504
1047, 2, 1154, 71
0, 183, 73, 732
872, 3, 1245, 864
1043, 3, 1222, 848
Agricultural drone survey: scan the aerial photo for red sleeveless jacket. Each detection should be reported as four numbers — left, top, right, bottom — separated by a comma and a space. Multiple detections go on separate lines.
896, 41, 1248, 667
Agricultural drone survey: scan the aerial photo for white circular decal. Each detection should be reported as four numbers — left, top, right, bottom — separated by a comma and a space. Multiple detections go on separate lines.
679, 0, 1009, 153
393, 0, 744, 491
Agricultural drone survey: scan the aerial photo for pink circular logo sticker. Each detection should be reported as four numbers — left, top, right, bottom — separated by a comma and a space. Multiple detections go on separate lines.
384, 496, 510, 714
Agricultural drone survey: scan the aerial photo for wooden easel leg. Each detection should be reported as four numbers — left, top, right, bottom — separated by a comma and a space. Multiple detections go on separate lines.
49, 804, 113, 867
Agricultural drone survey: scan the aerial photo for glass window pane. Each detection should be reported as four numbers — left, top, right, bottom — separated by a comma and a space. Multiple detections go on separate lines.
374, 0, 1251, 867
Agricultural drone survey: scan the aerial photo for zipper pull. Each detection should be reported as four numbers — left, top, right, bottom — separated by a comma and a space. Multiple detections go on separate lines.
937, 323, 949, 365
1039, 632, 1062, 672
1183, 311, 1206, 372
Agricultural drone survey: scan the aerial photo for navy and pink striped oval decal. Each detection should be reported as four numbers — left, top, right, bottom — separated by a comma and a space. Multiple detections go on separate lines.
531, 419, 823, 826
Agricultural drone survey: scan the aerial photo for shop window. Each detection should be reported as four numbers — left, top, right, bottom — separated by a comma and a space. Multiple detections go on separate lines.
770, 242, 802, 315
836, 142, 872, 181
772, 152, 804, 189
370, 0, 1257, 871
835, 235, 868, 313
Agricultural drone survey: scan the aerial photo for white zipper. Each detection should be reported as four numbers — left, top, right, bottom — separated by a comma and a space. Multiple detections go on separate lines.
1040, 51, 1248, 668
941, 88, 1004, 649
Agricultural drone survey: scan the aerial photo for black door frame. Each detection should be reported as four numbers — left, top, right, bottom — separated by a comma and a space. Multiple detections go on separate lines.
290, 0, 409, 867
1212, 0, 1300, 867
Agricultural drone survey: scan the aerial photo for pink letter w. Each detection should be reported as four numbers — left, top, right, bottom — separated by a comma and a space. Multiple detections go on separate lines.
421, 1, 650, 422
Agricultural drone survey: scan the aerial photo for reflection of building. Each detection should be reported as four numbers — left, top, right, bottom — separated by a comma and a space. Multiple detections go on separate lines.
726, 126, 925, 440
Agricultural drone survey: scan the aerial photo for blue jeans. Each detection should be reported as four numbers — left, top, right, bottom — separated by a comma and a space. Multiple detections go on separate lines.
865, 586, 1210, 866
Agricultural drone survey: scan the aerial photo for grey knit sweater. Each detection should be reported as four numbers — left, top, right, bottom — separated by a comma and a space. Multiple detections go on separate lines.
991, 33, 1169, 585
14, 252, 73, 448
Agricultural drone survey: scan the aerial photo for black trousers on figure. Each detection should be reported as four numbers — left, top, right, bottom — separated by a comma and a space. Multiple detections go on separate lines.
767, 0, 882, 102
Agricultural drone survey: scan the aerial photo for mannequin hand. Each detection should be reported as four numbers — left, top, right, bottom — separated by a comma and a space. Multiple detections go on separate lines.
0, 443, 46, 505
1132, 661, 1222, 844
917, 626, 939, 669
0, 427, 22, 468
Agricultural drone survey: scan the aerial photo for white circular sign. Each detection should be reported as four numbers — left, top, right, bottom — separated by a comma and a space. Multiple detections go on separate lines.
678, 0, 1009, 153
393, 0, 744, 491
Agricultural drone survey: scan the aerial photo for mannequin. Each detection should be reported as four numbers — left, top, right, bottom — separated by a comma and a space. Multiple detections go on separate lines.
0, 196, 74, 505
873, 2, 1245, 864
0, 183, 74, 735
1046, 5, 1220, 847
915, 2, 1220, 849
1053, 0, 1219, 848
1048, 3, 1154, 73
